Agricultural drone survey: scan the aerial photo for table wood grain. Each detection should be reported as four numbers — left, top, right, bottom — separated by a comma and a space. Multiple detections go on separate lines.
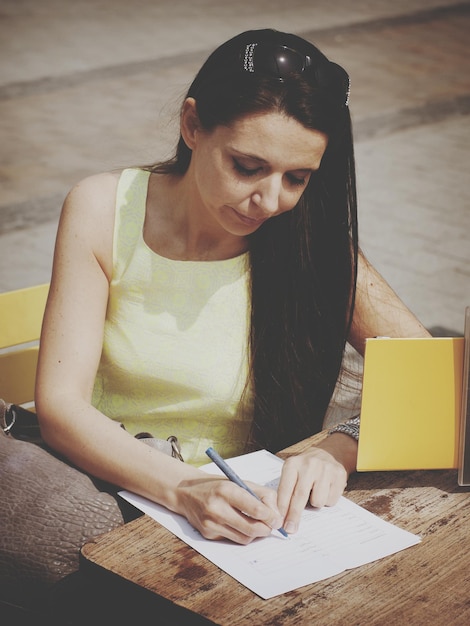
81, 433, 470, 625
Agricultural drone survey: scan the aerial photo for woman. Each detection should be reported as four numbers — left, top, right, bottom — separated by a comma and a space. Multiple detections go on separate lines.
35, 28, 429, 545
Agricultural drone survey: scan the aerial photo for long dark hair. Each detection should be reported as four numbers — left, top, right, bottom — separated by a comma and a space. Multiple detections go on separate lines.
146, 29, 358, 452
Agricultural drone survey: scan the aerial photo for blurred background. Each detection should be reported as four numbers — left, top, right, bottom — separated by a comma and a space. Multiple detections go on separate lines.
0, 0, 469, 333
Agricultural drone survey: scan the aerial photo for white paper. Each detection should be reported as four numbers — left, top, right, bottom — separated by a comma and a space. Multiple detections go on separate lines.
119, 449, 421, 599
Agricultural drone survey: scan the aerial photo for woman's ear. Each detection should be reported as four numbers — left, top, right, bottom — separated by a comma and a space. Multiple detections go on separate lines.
180, 98, 200, 150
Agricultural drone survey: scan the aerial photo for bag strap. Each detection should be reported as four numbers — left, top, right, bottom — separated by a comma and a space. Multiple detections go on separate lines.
0, 399, 43, 443
0, 398, 184, 461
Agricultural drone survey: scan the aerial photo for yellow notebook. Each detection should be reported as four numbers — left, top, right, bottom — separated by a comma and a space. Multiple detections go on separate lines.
357, 337, 464, 471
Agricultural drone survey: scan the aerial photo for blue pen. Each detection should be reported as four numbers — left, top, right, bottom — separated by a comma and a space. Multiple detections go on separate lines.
205, 447, 288, 538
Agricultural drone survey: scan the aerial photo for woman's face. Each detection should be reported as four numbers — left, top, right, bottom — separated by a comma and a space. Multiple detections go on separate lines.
183, 103, 328, 237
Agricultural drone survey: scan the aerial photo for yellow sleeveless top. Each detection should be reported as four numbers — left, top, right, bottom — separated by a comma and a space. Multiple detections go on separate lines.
92, 168, 253, 466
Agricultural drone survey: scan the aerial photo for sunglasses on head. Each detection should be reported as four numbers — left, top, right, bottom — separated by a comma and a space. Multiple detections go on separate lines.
242, 42, 350, 107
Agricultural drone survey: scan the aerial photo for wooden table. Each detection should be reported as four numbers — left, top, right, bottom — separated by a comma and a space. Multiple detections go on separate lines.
81, 433, 470, 625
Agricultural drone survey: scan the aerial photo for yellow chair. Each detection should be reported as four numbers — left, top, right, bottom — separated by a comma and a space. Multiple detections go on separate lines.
0, 284, 49, 407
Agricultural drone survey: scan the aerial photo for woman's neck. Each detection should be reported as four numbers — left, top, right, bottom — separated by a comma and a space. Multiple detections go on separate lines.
144, 172, 248, 261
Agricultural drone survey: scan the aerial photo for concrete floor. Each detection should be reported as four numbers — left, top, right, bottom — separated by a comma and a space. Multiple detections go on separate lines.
0, 0, 469, 332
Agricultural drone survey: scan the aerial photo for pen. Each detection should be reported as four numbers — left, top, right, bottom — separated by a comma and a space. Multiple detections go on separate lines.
205, 447, 288, 538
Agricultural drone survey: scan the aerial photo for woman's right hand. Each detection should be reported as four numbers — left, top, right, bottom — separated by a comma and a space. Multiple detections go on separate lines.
175, 475, 283, 544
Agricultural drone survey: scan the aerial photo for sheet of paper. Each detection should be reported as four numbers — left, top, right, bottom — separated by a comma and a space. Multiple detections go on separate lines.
119, 449, 421, 599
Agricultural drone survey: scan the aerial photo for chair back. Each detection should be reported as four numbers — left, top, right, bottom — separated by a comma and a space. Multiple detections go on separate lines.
0, 284, 49, 406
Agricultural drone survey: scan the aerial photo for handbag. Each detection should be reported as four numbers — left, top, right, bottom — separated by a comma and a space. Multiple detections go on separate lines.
0, 398, 183, 610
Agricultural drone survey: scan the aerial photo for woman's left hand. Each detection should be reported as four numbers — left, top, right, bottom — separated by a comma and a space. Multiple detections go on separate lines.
276, 433, 357, 534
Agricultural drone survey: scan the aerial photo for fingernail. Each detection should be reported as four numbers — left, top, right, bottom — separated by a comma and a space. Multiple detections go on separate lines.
284, 521, 297, 534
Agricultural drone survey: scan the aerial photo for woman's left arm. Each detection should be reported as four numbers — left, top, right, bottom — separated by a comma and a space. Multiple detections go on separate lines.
277, 251, 431, 533
348, 251, 431, 354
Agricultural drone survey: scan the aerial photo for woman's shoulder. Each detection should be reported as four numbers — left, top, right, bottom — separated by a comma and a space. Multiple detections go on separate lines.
57, 171, 127, 279
60, 169, 130, 231
65, 170, 122, 206
64, 168, 150, 212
